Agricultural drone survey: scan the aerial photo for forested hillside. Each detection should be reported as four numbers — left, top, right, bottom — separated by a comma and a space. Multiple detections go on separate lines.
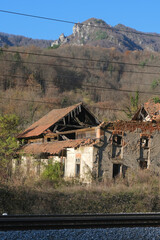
0, 44, 160, 128
0, 32, 52, 48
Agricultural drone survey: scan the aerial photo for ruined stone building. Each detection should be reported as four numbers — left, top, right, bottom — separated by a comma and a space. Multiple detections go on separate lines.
16, 100, 160, 183
16, 102, 103, 183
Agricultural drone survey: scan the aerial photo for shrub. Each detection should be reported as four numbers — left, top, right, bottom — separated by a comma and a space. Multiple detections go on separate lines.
94, 19, 106, 25
95, 31, 108, 40
42, 162, 63, 181
49, 44, 60, 49
153, 97, 160, 103
151, 80, 158, 90
139, 60, 147, 68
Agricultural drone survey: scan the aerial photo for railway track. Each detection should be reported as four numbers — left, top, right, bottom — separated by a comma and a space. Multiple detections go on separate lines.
0, 213, 160, 230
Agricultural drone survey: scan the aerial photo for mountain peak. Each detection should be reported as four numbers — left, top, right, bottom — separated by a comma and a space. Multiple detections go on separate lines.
51, 17, 160, 52
1, 17, 160, 53
82, 18, 110, 27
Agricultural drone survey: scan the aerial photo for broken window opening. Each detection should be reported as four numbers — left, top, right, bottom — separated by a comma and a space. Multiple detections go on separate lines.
75, 158, 81, 177
112, 135, 122, 158
140, 137, 149, 148
113, 135, 122, 146
140, 136, 150, 162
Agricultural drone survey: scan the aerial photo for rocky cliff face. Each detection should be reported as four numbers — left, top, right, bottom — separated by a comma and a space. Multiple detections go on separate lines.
51, 18, 160, 52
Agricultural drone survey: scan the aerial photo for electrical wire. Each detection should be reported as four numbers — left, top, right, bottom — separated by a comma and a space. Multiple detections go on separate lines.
0, 73, 157, 86
0, 9, 160, 38
2, 48, 160, 69
0, 10, 159, 112
0, 74, 160, 95
0, 96, 129, 112
0, 58, 160, 75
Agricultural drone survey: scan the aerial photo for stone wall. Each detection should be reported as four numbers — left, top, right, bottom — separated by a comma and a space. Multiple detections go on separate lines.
99, 129, 160, 180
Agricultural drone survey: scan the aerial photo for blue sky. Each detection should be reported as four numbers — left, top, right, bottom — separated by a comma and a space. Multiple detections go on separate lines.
0, 0, 160, 40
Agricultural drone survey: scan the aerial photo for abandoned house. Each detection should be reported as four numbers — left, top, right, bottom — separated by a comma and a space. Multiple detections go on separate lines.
15, 100, 160, 183
132, 99, 160, 122
16, 102, 103, 183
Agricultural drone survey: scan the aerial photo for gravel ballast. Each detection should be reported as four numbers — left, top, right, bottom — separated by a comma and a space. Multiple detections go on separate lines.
0, 227, 160, 240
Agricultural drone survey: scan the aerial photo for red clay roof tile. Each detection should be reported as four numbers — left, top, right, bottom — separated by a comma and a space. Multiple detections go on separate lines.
20, 138, 97, 155
109, 120, 160, 133
132, 99, 160, 121
17, 102, 82, 139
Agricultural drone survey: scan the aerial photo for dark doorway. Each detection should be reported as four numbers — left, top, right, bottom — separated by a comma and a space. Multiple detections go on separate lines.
139, 161, 147, 169
113, 164, 121, 178
113, 164, 127, 178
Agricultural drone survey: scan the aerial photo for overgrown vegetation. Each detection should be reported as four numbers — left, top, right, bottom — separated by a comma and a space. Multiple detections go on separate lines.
139, 59, 148, 67
49, 44, 60, 49
95, 31, 108, 40
152, 80, 158, 89
94, 19, 106, 25
153, 97, 160, 103
0, 114, 20, 180
124, 91, 139, 118
1, 169, 160, 214
41, 162, 64, 187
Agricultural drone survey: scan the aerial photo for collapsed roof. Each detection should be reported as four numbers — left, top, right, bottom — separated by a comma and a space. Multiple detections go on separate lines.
17, 102, 100, 139
132, 99, 160, 122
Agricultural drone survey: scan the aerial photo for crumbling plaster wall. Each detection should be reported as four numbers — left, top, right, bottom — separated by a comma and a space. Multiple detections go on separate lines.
65, 146, 94, 183
13, 155, 61, 177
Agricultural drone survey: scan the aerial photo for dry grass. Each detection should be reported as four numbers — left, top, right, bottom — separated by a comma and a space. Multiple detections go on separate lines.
1, 169, 160, 215
9, 169, 160, 194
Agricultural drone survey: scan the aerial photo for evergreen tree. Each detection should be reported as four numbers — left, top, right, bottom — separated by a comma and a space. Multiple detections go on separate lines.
0, 114, 20, 180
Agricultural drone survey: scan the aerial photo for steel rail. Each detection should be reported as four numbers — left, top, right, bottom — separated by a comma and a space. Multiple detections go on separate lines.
1, 213, 160, 230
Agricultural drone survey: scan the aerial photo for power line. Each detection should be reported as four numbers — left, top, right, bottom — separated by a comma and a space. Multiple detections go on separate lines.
0, 73, 160, 95
0, 58, 104, 71
0, 73, 158, 87
1, 58, 160, 75
0, 96, 126, 112
0, 80, 160, 110
0, 9, 77, 25
0, 9, 160, 38
0, 94, 159, 112
0, 96, 56, 105
82, 84, 160, 95
2, 48, 160, 69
